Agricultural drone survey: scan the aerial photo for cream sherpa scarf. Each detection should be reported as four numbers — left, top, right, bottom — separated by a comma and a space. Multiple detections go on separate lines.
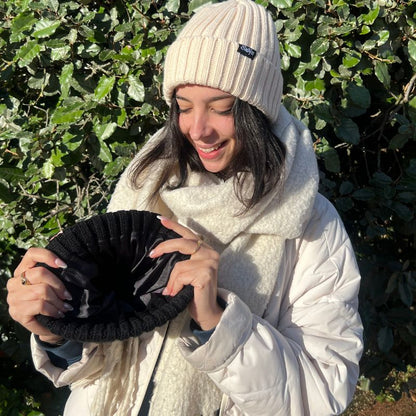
73, 106, 319, 415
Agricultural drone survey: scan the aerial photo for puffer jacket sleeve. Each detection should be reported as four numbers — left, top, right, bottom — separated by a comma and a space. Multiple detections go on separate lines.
178, 195, 363, 416
31, 336, 103, 388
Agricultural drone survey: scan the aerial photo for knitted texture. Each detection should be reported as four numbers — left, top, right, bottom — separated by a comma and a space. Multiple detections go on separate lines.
163, 0, 283, 123
36, 211, 193, 342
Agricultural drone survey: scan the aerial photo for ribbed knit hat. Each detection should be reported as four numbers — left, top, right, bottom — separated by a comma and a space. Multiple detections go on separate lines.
36, 211, 193, 342
163, 0, 283, 123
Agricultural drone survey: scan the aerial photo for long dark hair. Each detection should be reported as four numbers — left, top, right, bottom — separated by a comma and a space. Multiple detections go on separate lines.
128, 97, 286, 212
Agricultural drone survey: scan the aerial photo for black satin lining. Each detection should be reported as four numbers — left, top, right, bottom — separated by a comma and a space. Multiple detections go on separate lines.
56, 245, 182, 323
41, 211, 189, 325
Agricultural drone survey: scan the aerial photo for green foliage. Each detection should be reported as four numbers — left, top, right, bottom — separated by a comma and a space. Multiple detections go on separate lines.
0, 0, 415, 410
0, 384, 44, 415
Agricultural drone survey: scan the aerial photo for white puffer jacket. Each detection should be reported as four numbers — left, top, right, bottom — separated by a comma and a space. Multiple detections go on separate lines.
31, 194, 363, 416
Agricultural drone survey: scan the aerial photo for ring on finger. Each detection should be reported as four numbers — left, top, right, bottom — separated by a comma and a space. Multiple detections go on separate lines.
20, 271, 31, 286
190, 239, 203, 256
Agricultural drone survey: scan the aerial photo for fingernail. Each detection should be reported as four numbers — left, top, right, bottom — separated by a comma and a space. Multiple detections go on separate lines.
64, 291, 72, 300
162, 288, 169, 296
57, 310, 64, 318
63, 303, 73, 311
157, 215, 168, 222
55, 258, 67, 269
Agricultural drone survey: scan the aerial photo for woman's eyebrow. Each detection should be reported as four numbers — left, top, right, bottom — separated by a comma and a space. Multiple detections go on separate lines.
175, 94, 234, 103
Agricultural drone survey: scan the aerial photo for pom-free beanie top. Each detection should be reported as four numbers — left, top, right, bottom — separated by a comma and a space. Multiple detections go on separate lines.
163, 0, 283, 123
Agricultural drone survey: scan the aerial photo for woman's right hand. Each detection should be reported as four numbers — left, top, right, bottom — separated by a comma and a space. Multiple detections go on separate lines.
6, 247, 72, 343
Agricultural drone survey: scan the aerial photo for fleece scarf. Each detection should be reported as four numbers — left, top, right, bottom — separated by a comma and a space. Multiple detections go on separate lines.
79, 106, 319, 415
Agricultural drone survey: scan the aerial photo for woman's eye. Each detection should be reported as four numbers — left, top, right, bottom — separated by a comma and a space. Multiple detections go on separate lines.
178, 107, 191, 114
217, 108, 233, 115
212, 107, 233, 115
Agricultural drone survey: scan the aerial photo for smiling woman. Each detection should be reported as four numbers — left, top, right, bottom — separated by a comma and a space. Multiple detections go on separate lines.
6, 0, 363, 415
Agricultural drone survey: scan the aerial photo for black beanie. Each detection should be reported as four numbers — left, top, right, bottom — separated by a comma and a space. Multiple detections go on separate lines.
36, 210, 194, 342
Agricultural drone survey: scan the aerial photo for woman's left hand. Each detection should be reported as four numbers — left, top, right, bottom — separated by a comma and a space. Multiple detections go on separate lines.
149, 216, 224, 331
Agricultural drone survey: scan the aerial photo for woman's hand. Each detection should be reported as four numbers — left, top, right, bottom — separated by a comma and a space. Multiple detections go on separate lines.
6, 247, 71, 344
149, 216, 224, 331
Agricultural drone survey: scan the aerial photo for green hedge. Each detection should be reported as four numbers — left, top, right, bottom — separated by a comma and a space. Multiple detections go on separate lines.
0, 0, 415, 412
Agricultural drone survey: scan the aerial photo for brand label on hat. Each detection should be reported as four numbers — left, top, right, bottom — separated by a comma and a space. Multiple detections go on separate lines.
237, 44, 256, 60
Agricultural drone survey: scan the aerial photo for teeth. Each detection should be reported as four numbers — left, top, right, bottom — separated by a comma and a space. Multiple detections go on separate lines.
199, 144, 221, 153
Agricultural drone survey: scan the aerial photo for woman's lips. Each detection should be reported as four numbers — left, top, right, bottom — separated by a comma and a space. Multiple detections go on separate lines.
196, 142, 225, 159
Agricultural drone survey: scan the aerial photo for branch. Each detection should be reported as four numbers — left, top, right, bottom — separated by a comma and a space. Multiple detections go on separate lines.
403, 72, 416, 103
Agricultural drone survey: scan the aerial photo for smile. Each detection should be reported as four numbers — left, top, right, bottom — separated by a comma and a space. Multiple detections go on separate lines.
198, 143, 223, 153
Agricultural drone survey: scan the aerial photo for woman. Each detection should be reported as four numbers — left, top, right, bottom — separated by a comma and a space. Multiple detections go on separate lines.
6, 0, 363, 415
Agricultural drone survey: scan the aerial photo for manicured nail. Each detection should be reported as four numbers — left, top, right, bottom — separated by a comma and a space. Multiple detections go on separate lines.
57, 310, 64, 318
157, 215, 168, 222
55, 258, 67, 269
162, 288, 169, 295
64, 291, 72, 300
63, 303, 73, 311
149, 250, 155, 258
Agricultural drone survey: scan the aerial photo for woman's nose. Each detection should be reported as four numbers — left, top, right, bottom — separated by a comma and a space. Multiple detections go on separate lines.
188, 112, 211, 141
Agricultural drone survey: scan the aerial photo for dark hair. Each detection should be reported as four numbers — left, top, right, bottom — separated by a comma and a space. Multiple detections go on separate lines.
129, 98, 286, 212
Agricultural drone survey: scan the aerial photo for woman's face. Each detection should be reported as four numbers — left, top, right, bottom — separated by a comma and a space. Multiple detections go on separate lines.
175, 84, 237, 174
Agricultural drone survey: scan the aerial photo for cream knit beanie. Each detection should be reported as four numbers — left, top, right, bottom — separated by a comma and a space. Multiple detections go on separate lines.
163, 0, 283, 123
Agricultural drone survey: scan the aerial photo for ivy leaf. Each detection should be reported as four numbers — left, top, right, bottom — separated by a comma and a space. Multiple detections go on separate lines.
339, 181, 354, 195
398, 275, 413, 307
59, 63, 74, 99
98, 139, 113, 163
165, 0, 180, 12
362, 39, 377, 51
32, 19, 61, 38
285, 43, 302, 58
51, 45, 71, 61
42, 160, 55, 179
391, 202, 413, 222
389, 134, 408, 149
305, 79, 325, 92
94, 122, 117, 141
322, 147, 340, 173
335, 118, 360, 144
62, 132, 83, 151
352, 188, 376, 201
408, 39, 416, 62
377, 327, 394, 353
51, 102, 84, 124
386, 272, 399, 294
310, 38, 329, 55
10, 12, 37, 42
362, 5, 380, 25
343, 51, 361, 68
347, 83, 371, 109
15, 41, 43, 67
374, 61, 391, 87
376, 30, 389, 46
127, 75, 145, 102
94, 76, 115, 101
371, 172, 392, 187
0, 167, 26, 182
